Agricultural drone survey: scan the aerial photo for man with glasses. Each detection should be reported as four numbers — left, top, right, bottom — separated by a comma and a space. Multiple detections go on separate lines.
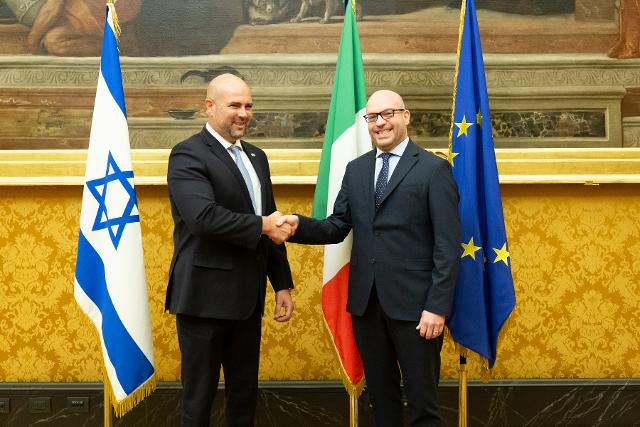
278, 90, 460, 426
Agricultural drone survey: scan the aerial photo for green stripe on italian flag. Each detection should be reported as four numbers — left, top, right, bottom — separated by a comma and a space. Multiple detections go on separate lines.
312, 1, 370, 390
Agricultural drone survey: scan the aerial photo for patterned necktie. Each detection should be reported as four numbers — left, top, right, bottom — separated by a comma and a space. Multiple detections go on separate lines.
375, 152, 392, 210
229, 145, 257, 212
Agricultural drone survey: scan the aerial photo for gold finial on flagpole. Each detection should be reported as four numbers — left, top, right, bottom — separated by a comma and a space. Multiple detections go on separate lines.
106, 0, 122, 41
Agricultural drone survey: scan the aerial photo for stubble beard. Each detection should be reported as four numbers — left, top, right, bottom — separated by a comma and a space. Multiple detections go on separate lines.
227, 121, 247, 140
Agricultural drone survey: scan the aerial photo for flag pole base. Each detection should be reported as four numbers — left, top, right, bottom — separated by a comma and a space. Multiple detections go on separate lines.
458, 355, 467, 427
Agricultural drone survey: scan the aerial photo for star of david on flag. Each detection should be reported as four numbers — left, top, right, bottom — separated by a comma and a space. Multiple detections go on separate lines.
73, 3, 155, 417
86, 152, 139, 249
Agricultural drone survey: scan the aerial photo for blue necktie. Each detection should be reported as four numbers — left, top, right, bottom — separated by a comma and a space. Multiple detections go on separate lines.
375, 152, 392, 210
229, 145, 257, 212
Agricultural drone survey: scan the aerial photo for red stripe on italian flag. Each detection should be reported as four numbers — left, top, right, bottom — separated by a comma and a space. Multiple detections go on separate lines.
312, 2, 370, 389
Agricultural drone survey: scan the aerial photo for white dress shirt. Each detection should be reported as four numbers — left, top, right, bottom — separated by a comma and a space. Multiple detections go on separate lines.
206, 123, 262, 215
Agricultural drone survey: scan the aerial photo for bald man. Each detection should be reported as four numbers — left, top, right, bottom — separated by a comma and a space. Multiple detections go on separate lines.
166, 74, 295, 427
279, 90, 460, 426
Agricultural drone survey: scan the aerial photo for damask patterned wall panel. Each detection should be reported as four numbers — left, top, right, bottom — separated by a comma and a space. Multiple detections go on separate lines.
1, 183, 639, 382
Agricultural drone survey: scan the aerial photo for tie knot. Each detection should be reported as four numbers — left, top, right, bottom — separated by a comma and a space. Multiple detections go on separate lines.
229, 145, 240, 154
379, 152, 392, 162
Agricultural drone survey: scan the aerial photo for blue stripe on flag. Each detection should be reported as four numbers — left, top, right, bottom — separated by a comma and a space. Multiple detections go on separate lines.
101, 7, 127, 117
75, 231, 153, 394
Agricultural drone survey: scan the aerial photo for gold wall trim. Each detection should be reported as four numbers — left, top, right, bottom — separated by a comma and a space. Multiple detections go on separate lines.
1, 148, 639, 185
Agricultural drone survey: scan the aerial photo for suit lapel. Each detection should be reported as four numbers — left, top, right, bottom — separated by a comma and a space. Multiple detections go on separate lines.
201, 128, 256, 213
377, 140, 420, 210
360, 150, 377, 216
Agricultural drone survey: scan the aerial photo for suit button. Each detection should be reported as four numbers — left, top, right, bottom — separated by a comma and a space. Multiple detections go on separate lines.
375, 232, 381, 236
371, 258, 376, 264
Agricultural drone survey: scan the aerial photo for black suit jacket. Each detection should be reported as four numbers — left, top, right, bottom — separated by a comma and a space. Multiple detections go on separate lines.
165, 127, 294, 320
292, 140, 460, 321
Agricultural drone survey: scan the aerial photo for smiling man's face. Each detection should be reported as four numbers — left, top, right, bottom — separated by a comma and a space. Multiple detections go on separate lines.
365, 90, 411, 152
205, 74, 253, 142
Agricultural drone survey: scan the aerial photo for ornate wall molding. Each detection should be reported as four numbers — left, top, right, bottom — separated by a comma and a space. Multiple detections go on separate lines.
1, 54, 639, 89
0, 54, 636, 149
623, 116, 640, 147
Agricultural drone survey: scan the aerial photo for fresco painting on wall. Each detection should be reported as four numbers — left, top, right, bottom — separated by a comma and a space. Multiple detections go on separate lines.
0, 0, 629, 56
0, 0, 637, 151
608, 0, 640, 59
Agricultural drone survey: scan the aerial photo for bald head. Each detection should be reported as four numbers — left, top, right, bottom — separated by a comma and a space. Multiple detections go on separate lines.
366, 90, 406, 111
204, 73, 253, 142
206, 73, 249, 101
365, 89, 410, 152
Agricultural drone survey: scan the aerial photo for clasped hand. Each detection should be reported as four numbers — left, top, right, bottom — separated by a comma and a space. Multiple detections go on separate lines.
262, 211, 299, 244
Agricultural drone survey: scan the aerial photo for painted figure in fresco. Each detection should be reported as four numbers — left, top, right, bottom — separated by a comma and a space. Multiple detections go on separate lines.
609, 0, 640, 59
165, 74, 295, 427
4, 0, 141, 55
291, 0, 362, 23
290, 0, 338, 23
244, 0, 362, 25
245, 0, 295, 24
279, 90, 460, 427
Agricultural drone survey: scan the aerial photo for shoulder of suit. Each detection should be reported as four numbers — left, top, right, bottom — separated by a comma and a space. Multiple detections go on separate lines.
416, 146, 449, 166
170, 130, 207, 154
351, 149, 376, 165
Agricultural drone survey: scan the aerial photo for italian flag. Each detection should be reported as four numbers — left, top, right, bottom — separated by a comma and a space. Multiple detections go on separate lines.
312, 0, 371, 393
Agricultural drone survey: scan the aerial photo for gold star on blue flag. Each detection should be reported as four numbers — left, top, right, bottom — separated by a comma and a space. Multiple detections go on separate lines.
446, 0, 516, 369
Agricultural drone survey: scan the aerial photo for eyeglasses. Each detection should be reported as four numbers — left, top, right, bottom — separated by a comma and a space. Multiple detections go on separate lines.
363, 108, 405, 123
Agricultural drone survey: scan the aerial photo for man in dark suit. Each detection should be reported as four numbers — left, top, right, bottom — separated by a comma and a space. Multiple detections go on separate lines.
166, 73, 295, 427
278, 90, 460, 426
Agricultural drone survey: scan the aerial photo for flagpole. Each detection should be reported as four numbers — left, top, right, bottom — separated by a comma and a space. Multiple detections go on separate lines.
104, 375, 112, 427
458, 355, 467, 427
317, 0, 367, 426
349, 390, 358, 427
348, 3, 359, 424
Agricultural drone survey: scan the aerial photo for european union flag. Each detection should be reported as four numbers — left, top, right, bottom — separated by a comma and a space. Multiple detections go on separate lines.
446, 0, 516, 368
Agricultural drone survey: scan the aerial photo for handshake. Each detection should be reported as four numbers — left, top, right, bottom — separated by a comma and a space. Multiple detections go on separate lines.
261, 211, 300, 244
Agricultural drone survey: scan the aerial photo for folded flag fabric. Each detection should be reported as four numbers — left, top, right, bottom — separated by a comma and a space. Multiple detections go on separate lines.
312, 0, 370, 394
73, 3, 156, 416
446, 0, 516, 369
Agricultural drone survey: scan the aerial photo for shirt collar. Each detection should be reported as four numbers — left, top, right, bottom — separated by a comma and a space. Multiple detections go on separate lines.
376, 137, 409, 158
205, 122, 242, 151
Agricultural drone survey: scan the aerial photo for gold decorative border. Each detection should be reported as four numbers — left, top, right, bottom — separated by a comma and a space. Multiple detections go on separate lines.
1, 148, 639, 185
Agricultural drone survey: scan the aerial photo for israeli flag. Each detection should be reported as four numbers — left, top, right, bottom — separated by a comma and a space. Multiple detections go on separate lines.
74, 4, 155, 415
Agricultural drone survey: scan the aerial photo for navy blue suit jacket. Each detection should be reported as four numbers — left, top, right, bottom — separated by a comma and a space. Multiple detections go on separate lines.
292, 140, 460, 321
165, 127, 294, 319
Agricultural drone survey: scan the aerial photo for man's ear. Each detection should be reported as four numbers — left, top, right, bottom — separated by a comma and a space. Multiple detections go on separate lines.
403, 109, 411, 124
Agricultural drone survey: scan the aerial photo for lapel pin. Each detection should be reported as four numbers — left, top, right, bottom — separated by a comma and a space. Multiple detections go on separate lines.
250, 153, 256, 157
